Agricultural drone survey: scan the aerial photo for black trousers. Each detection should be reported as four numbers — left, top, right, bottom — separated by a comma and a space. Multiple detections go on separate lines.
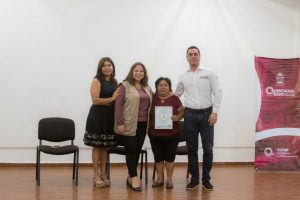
117, 122, 147, 177
150, 135, 179, 162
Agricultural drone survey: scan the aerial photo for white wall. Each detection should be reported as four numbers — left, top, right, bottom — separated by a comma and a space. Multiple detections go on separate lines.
0, 0, 299, 163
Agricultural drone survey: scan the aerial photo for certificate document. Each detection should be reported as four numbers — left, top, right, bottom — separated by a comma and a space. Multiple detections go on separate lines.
155, 106, 173, 129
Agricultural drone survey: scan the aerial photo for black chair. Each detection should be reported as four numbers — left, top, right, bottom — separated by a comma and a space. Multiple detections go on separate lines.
36, 117, 79, 185
152, 121, 189, 180
106, 146, 148, 184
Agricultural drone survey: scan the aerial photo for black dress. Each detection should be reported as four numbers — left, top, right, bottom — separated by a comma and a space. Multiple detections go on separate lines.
83, 77, 117, 147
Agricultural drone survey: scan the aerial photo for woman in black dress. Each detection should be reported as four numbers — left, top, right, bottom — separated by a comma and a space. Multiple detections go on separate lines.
83, 57, 120, 187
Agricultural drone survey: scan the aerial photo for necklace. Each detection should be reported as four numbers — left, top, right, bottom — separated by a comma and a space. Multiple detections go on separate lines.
135, 83, 142, 90
158, 94, 170, 104
158, 94, 170, 99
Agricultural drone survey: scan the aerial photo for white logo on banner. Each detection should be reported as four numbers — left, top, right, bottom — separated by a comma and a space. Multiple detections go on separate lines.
265, 72, 294, 96
264, 147, 274, 156
276, 72, 285, 85
265, 87, 295, 96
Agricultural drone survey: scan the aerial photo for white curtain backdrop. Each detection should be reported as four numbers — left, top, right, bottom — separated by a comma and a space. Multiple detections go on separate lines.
0, 0, 299, 163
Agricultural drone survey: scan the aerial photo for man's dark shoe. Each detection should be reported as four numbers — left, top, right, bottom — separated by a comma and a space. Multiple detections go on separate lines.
186, 181, 199, 190
202, 181, 213, 191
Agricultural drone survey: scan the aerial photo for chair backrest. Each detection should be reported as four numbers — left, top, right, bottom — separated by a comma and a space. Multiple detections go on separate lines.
179, 121, 186, 142
38, 117, 75, 142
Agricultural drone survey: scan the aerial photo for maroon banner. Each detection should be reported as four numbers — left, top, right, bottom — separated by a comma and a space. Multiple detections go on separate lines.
255, 56, 300, 171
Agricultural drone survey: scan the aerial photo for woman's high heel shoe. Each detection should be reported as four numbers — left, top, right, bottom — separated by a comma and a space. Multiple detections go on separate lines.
128, 176, 141, 192
100, 174, 111, 187
152, 181, 164, 188
166, 181, 174, 189
93, 176, 106, 188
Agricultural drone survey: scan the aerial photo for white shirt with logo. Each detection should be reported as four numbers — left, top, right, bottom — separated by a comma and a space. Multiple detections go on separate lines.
175, 66, 222, 113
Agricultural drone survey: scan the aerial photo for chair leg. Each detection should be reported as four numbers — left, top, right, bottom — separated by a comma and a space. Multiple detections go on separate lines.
107, 151, 110, 179
72, 152, 76, 179
36, 147, 38, 180
106, 153, 109, 178
152, 165, 156, 181
186, 163, 189, 179
37, 148, 41, 185
140, 152, 144, 180
75, 150, 79, 186
145, 150, 148, 184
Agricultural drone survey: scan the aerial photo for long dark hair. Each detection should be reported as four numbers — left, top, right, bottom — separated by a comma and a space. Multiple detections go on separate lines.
95, 57, 116, 82
124, 62, 149, 87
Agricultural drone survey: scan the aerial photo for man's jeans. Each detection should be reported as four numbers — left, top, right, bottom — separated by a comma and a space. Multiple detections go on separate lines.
184, 109, 214, 183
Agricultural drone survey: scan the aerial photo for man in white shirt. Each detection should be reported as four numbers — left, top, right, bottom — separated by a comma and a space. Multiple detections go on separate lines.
175, 46, 222, 191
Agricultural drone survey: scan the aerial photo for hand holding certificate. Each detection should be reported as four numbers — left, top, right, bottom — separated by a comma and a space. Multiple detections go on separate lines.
155, 106, 173, 129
